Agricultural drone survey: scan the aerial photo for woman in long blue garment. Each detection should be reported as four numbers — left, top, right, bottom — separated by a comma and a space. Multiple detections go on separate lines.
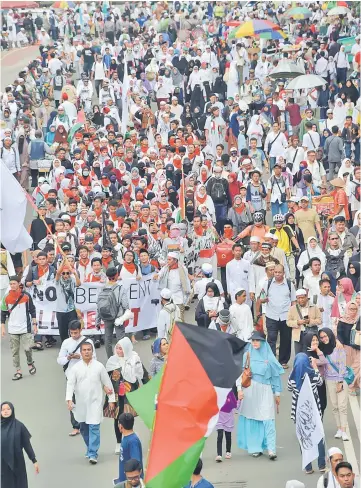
236, 331, 284, 460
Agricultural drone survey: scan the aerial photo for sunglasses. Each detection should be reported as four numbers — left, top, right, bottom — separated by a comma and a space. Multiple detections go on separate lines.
62, 272, 70, 276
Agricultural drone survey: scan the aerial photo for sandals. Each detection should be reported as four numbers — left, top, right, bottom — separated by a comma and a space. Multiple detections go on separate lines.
305, 470, 314, 474
69, 429, 80, 437
32, 342, 44, 351
12, 372, 23, 381
45, 341, 53, 348
28, 363, 36, 375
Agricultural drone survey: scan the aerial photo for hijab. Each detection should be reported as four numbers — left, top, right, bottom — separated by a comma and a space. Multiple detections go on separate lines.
340, 301, 359, 325
285, 213, 296, 231
347, 261, 360, 292
306, 236, 324, 259
318, 327, 336, 356
320, 128, 331, 147
202, 282, 221, 311
331, 277, 355, 318
249, 339, 284, 383
340, 79, 359, 105
171, 67, 183, 86
333, 98, 346, 128
247, 114, 263, 138
1, 401, 31, 472
289, 352, 315, 391
151, 338, 168, 359
304, 333, 319, 359
106, 339, 126, 372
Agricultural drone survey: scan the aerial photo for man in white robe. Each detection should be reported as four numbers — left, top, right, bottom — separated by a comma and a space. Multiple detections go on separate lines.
204, 107, 226, 157
66, 341, 115, 464
226, 243, 255, 306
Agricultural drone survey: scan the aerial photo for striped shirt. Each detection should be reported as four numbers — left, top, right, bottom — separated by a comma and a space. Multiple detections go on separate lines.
287, 371, 323, 422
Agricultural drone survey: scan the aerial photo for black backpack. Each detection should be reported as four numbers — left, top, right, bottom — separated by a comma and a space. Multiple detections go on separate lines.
325, 249, 346, 279
54, 75, 64, 90
211, 180, 226, 203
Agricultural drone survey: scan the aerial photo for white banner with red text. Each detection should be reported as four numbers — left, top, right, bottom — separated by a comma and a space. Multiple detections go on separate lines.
31, 274, 161, 335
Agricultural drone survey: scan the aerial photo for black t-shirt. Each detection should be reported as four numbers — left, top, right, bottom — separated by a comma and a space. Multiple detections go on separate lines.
82, 48, 95, 65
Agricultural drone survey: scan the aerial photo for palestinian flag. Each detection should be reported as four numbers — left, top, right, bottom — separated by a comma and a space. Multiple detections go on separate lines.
127, 322, 246, 488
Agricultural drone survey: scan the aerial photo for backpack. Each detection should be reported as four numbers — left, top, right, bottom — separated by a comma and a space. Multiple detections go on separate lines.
0, 147, 16, 159
97, 285, 121, 321
325, 249, 346, 279
54, 75, 64, 90
211, 180, 226, 203
266, 278, 291, 295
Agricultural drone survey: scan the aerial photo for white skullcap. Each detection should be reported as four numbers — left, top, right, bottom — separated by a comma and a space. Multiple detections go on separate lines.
285, 482, 305, 488
160, 288, 172, 300
296, 289, 307, 297
328, 447, 343, 457
168, 252, 179, 260
201, 263, 213, 274
250, 236, 260, 243
57, 232, 66, 237
265, 232, 274, 238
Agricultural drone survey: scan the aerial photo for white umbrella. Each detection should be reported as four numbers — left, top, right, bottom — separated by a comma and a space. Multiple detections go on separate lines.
287, 74, 328, 90
327, 6, 350, 16
269, 60, 305, 79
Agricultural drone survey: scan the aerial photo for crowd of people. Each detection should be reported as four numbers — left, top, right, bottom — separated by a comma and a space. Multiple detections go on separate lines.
1, 1, 361, 488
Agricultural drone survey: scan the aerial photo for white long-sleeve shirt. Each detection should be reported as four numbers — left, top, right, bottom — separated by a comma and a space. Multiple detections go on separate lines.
57, 336, 96, 378
264, 130, 288, 158
229, 302, 254, 342
66, 359, 115, 424
1, 145, 20, 173
226, 258, 255, 306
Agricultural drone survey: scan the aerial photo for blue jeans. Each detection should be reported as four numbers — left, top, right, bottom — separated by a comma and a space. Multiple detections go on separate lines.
79, 423, 100, 459
271, 201, 288, 218
269, 157, 277, 170
344, 141, 352, 159
214, 203, 228, 234
354, 141, 360, 162
305, 438, 326, 472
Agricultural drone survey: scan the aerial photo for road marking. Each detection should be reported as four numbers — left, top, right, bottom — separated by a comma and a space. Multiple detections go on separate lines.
348, 395, 360, 441
1, 46, 28, 60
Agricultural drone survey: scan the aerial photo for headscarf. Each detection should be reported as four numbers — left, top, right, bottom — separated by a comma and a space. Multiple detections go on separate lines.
171, 67, 183, 86
347, 261, 360, 292
332, 98, 346, 128
318, 327, 336, 356
320, 128, 331, 148
303, 332, 319, 359
340, 301, 359, 325
246, 114, 263, 139
202, 282, 221, 312
105, 339, 126, 372
185, 198, 195, 222
337, 158, 354, 179
339, 79, 359, 105
1, 401, 31, 472
54, 124, 68, 143
151, 337, 168, 359
289, 353, 314, 390
306, 236, 324, 259
331, 277, 355, 318
248, 339, 284, 383
285, 213, 296, 231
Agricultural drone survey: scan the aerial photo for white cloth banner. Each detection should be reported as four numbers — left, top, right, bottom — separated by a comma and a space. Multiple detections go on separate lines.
296, 374, 325, 469
31, 275, 161, 335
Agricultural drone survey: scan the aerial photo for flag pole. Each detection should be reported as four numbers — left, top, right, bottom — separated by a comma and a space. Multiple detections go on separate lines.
180, 162, 185, 220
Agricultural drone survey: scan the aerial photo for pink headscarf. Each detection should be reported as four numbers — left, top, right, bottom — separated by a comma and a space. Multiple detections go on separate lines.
331, 277, 355, 318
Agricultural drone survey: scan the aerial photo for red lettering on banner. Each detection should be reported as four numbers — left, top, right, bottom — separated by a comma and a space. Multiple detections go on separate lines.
124, 308, 141, 328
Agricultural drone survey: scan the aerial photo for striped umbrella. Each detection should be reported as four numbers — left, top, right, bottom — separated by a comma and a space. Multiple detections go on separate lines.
284, 7, 312, 19
52, 1, 76, 9
322, 1, 349, 9
229, 19, 283, 39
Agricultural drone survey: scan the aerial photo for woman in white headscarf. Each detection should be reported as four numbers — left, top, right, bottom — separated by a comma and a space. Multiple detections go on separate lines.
338, 157, 354, 179
332, 98, 347, 129
227, 61, 239, 99
334, 45, 350, 84
297, 236, 326, 277
105, 337, 144, 453
195, 183, 215, 222
246, 114, 264, 148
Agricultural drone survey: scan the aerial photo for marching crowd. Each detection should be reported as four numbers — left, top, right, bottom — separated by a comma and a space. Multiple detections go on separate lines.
1, 1, 361, 488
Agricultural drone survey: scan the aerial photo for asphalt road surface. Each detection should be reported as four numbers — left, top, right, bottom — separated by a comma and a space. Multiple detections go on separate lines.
1, 46, 360, 488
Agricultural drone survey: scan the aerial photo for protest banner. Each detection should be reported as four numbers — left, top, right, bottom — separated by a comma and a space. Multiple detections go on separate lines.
31, 274, 161, 335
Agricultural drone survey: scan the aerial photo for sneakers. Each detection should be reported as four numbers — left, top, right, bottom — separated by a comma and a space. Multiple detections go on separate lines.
115, 443, 120, 454
225, 452, 232, 459
334, 429, 342, 439
341, 431, 349, 441
268, 451, 277, 460
215, 455, 222, 462
89, 458, 97, 465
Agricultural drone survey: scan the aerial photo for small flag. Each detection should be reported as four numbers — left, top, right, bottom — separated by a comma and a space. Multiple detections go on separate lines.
296, 374, 325, 469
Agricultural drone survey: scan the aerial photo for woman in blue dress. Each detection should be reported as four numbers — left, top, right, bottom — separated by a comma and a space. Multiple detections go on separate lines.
236, 331, 284, 460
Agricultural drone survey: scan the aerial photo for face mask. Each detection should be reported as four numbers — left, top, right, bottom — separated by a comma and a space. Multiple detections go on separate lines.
224, 228, 233, 239
83, 171, 89, 177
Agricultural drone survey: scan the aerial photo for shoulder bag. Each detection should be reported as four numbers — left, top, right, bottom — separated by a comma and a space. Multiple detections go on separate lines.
241, 351, 252, 388
267, 131, 281, 154
326, 356, 355, 386
63, 337, 88, 372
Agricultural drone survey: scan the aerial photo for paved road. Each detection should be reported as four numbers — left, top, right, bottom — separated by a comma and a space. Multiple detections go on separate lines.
1, 46, 360, 488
